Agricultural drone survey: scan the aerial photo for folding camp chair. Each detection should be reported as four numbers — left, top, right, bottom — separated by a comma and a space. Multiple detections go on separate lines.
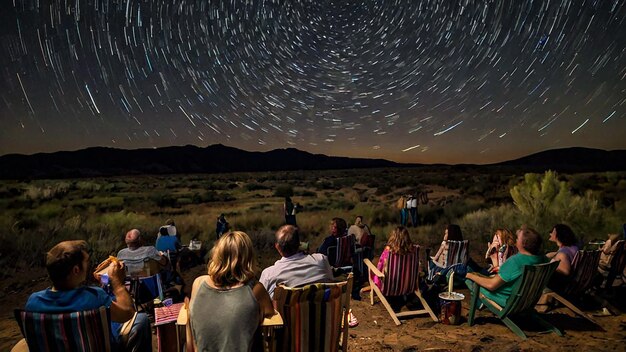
272, 274, 352, 352
427, 240, 469, 282
364, 245, 438, 325
543, 249, 604, 328
327, 235, 357, 272
468, 261, 563, 340
14, 306, 112, 352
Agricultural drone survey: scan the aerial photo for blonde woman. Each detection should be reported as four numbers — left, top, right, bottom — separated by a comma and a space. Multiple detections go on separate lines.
187, 231, 275, 352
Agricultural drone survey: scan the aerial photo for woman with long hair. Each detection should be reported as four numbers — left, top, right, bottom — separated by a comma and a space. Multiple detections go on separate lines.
432, 224, 463, 267
485, 228, 517, 272
373, 226, 416, 289
187, 231, 275, 352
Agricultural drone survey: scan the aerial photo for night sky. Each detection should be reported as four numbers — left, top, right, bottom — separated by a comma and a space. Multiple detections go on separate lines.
1, 0, 625, 164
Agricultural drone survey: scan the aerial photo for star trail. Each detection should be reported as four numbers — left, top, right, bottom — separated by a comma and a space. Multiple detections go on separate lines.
1, 0, 625, 164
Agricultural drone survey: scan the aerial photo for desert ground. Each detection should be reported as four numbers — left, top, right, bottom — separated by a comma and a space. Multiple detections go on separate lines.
1, 169, 625, 350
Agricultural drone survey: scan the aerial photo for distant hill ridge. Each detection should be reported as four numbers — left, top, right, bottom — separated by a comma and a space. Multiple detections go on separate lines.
0, 145, 624, 179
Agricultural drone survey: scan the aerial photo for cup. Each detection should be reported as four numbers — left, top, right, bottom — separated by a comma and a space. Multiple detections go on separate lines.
438, 292, 465, 325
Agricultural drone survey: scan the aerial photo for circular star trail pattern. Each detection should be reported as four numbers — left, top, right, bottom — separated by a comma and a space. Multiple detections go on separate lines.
1, 0, 625, 163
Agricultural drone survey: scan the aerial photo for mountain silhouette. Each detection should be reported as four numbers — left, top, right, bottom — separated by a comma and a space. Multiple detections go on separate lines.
0, 145, 623, 179
0, 144, 400, 179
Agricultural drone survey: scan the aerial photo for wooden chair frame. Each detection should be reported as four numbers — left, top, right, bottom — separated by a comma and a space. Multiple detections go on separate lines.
543, 249, 604, 329
364, 246, 438, 325
468, 261, 563, 340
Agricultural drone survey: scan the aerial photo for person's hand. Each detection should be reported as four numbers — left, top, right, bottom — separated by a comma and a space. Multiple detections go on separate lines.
108, 260, 126, 286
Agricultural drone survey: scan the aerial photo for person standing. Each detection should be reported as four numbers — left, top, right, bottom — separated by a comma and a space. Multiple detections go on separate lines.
396, 195, 408, 226
407, 194, 419, 227
284, 197, 297, 226
216, 214, 229, 240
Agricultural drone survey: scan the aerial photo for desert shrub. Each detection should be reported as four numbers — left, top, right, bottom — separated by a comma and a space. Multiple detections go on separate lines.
177, 197, 192, 206
245, 183, 268, 191
75, 180, 102, 192
151, 192, 177, 207
274, 184, 294, 198
34, 203, 65, 220
458, 204, 519, 244
295, 190, 316, 197
510, 171, 603, 240
24, 182, 70, 201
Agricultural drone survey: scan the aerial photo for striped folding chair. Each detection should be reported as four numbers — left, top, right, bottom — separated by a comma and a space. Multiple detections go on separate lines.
327, 235, 356, 269
427, 240, 469, 282
14, 306, 112, 352
273, 273, 352, 352
364, 245, 438, 325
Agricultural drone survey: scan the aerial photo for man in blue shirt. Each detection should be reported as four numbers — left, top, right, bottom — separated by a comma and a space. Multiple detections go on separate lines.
25, 240, 152, 351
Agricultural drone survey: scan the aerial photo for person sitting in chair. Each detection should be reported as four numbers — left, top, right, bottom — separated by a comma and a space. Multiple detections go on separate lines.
464, 226, 547, 308
260, 225, 334, 298
25, 240, 152, 351
118, 229, 168, 276
317, 217, 350, 257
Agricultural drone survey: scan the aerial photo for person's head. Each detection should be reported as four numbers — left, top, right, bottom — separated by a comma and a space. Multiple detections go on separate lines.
354, 216, 363, 226
285, 196, 292, 203
275, 225, 300, 257
46, 240, 90, 290
516, 225, 543, 255
607, 233, 620, 243
208, 231, 256, 287
445, 224, 463, 241
387, 226, 414, 255
166, 218, 175, 226
495, 228, 515, 246
125, 229, 142, 249
330, 217, 347, 237
549, 224, 577, 247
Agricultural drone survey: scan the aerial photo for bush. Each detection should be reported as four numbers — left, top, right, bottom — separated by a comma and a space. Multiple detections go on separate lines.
274, 184, 294, 198
510, 171, 603, 239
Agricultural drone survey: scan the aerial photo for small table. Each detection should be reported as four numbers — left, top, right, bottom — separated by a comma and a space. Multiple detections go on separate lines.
154, 302, 185, 352
587, 241, 606, 250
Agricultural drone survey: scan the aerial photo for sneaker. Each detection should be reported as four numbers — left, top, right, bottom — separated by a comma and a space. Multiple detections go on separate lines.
348, 309, 359, 328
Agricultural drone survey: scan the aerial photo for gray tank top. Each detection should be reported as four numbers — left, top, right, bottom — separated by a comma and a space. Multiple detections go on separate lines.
190, 279, 260, 352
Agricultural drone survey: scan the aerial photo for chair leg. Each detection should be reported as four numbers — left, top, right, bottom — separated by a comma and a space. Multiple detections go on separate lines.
415, 289, 439, 322
546, 292, 605, 330
530, 311, 564, 337
371, 285, 402, 326
467, 281, 480, 326
500, 316, 528, 340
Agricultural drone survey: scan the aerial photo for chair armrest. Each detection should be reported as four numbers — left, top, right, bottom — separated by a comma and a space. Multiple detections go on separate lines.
262, 310, 283, 327
363, 258, 384, 278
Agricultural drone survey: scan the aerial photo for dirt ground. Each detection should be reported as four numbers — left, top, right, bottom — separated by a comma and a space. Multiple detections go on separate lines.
2, 261, 625, 352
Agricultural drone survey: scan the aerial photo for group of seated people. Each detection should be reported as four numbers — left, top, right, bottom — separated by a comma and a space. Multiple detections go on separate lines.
19, 216, 624, 351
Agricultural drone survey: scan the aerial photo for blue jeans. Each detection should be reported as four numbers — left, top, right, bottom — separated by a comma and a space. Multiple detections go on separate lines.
400, 209, 408, 226
111, 312, 152, 352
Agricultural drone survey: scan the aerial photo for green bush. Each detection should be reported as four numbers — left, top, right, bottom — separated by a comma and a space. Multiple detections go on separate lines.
510, 171, 604, 239
274, 184, 294, 198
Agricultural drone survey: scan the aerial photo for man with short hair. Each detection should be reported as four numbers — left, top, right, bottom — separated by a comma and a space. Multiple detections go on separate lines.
260, 225, 334, 298
118, 228, 168, 276
464, 225, 548, 307
25, 240, 152, 351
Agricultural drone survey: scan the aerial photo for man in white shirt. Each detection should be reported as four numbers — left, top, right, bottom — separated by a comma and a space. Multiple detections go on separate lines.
117, 229, 168, 276
260, 225, 334, 298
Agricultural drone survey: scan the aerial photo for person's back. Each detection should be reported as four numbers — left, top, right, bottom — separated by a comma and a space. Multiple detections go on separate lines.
261, 252, 333, 298
190, 279, 259, 351
118, 245, 162, 276
480, 252, 547, 306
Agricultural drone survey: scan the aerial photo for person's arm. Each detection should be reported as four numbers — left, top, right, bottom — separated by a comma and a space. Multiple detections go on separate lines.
252, 282, 276, 322
186, 276, 207, 352
466, 272, 506, 291
552, 252, 571, 276
432, 241, 446, 262
108, 261, 135, 323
